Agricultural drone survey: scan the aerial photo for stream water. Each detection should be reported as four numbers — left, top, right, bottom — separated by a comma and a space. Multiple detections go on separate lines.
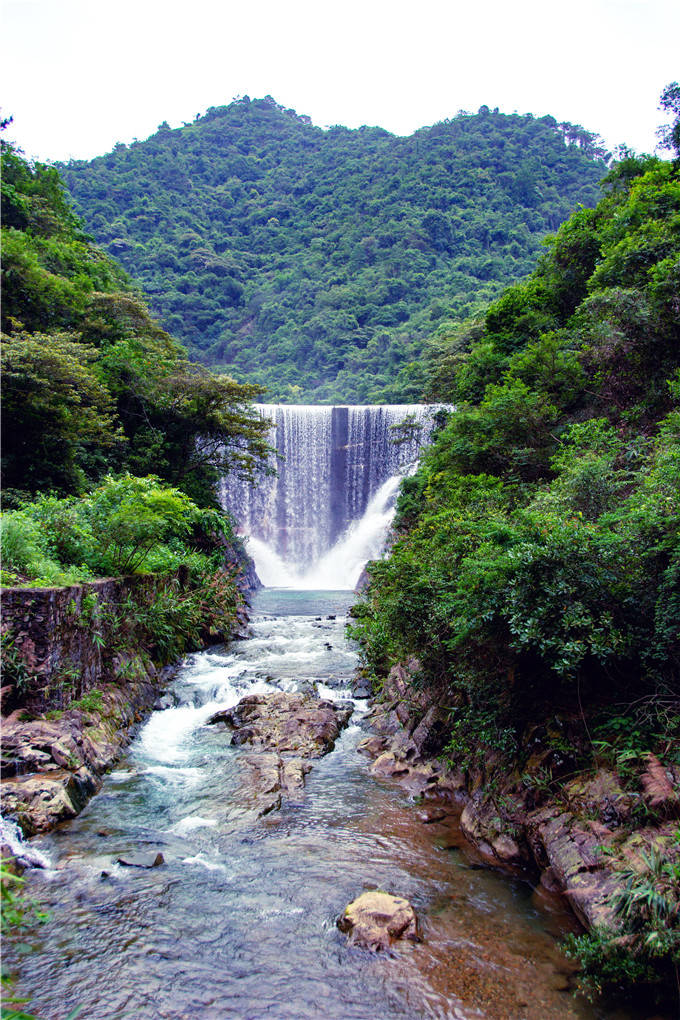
7, 590, 634, 1020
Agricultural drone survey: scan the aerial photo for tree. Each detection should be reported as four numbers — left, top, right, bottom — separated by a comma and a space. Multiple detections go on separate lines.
1, 333, 119, 497
657, 81, 680, 156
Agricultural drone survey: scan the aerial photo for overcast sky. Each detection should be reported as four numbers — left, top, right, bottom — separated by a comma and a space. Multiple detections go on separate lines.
1, 0, 678, 163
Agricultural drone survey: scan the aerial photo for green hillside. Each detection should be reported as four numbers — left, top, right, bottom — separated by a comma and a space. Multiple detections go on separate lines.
60, 96, 608, 401
0, 137, 269, 508
351, 147, 680, 1001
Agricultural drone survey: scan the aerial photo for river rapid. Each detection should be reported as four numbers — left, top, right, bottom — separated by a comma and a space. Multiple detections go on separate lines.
6, 590, 634, 1020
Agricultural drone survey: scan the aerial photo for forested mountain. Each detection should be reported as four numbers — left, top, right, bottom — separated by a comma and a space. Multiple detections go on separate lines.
60, 96, 608, 401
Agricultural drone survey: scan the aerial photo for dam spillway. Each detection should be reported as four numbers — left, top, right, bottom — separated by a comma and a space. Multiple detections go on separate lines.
219, 404, 442, 588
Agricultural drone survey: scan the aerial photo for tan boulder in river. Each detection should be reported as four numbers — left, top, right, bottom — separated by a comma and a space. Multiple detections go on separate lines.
338, 890, 420, 951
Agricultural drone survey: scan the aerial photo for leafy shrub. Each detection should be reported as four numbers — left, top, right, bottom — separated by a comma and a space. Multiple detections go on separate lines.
1, 475, 238, 585
565, 847, 680, 1003
0, 513, 84, 586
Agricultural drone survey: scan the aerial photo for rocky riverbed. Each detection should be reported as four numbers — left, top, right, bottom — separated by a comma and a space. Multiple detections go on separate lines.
357, 658, 680, 935
1, 588, 624, 1020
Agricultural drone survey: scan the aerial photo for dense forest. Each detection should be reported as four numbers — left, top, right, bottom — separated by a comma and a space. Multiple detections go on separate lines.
60, 97, 608, 402
0, 136, 271, 509
0, 131, 273, 599
351, 99, 680, 1000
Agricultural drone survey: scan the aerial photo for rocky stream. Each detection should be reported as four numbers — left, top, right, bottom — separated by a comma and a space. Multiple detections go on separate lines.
2, 590, 644, 1020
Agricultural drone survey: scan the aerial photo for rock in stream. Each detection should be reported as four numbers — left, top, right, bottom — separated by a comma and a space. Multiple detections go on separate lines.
207, 691, 353, 759
207, 690, 353, 816
338, 891, 420, 951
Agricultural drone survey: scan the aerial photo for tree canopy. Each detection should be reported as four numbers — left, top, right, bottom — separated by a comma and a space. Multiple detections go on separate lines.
1, 139, 271, 506
352, 150, 680, 798
59, 97, 608, 402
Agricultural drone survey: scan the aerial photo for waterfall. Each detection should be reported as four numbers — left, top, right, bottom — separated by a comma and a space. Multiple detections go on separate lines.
220, 404, 442, 589
0, 815, 50, 870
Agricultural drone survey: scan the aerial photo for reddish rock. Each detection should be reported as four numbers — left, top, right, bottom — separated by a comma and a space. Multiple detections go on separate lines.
356, 735, 386, 757
460, 797, 525, 867
1, 675, 160, 835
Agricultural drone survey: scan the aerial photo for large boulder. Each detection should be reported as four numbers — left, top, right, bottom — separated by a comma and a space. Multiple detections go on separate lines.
235, 752, 312, 818
338, 891, 420, 951
0, 767, 100, 835
207, 691, 353, 759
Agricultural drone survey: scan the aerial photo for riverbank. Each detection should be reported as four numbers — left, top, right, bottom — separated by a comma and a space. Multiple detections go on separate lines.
0, 558, 254, 844
2, 589, 612, 1020
1, 666, 169, 838
356, 658, 680, 1007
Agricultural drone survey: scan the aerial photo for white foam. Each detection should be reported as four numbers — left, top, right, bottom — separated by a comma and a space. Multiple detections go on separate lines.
0, 815, 51, 869
247, 475, 403, 589
170, 815, 218, 835
181, 853, 231, 874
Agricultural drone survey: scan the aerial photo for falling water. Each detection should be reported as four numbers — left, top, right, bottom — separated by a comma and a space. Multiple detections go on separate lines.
0, 816, 51, 870
220, 404, 442, 588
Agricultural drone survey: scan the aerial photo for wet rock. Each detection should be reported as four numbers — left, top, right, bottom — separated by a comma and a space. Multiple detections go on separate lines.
154, 692, 177, 711
297, 680, 319, 698
351, 675, 372, 699
241, 755, 282, 816
1, 673, 164, 836
460, 797, 525, 867
356, 735, 386, 758
433, 769, 467, 796
410, 705, 450, 757
207, 691, 352, 759
338, 891, 420, 950
539, 867, 562, 894
116, 851, 165, 868
526, 805, 620, 928
0, 767, 101, 834
280, 757, 312, 794
236, 753, 312, 818
319, 674, 345, 691
371, 751, 412, 780
354, 567, 370, 594
418, 806, 449, 824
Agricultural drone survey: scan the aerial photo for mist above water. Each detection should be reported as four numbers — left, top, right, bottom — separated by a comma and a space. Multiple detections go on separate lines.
221, 405, 441, 588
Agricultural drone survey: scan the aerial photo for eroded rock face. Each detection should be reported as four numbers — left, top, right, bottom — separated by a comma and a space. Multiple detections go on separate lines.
0, 676, 159, 835
235, 752, 312, 818
338, 891, 419, 951
460, 797, 525, 867
358, 656, 680, 942
208, 691, 353, 759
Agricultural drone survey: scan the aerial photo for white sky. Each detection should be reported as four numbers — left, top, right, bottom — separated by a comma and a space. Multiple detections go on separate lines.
1, 0, 678, 163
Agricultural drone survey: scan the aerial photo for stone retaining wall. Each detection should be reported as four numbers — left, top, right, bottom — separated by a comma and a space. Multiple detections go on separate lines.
1, 574, 170, 715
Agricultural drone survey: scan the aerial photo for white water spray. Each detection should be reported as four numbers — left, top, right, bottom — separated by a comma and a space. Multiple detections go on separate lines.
0, 815, 51, 869
221, 404, 443, 588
